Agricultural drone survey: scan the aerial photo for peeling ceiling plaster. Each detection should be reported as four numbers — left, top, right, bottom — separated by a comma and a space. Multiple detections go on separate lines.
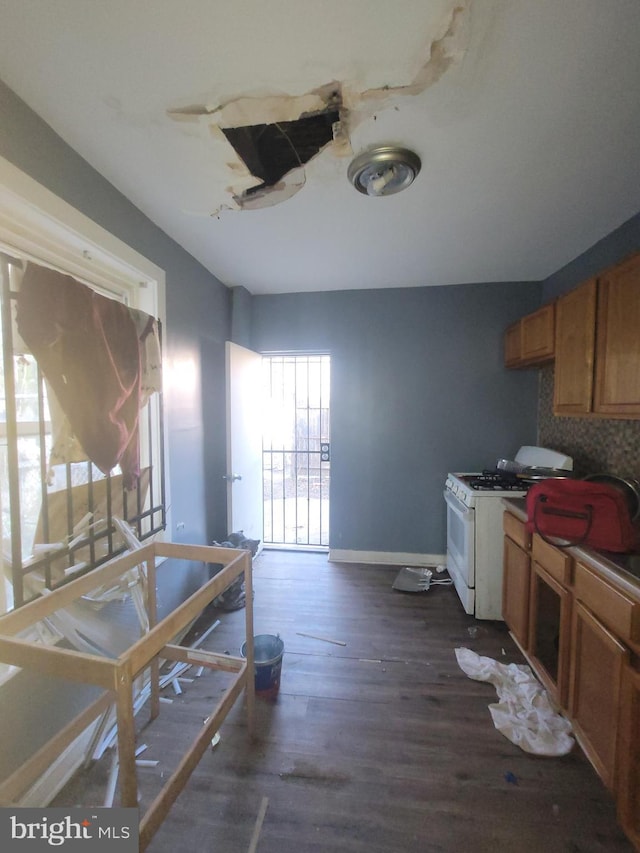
168, 4, 469, 212
0, 0, 639, 295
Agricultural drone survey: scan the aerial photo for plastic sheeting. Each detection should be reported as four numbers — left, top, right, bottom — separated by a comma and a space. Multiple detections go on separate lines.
455, 647, 574, 756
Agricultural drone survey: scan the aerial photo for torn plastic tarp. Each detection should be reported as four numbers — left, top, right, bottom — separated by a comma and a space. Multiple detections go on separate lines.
455, 647, 574, 757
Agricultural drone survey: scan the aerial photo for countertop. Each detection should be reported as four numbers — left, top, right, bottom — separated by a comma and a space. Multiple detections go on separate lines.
502, 497, 640, 592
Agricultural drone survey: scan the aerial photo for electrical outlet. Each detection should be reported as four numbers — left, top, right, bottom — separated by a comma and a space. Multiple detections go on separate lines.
176, 521, 185, 531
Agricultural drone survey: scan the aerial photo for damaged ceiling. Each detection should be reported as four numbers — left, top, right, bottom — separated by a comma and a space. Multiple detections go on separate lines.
0, 0, 639, 294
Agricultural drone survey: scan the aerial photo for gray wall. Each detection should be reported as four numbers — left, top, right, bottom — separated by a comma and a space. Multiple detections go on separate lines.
0, 80, 231, 546
542, 210, 640, 300
251, 282, 542, 555
0, 80, 231, 780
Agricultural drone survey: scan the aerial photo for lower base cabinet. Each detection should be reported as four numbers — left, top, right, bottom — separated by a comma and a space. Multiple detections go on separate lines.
528, 561, 572, 708
617, 663, 640, 848
502, 514, 640, 851
526, 533, 573, 708
502, 535, 531, 650
569, 600, 628, 791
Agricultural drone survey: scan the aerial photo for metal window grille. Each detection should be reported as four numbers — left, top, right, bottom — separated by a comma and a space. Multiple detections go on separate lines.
262, 354, 330, 547
0, 252, 166, 609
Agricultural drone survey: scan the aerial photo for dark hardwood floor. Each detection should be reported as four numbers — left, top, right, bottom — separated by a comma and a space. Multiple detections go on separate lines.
53, 551, 633, 851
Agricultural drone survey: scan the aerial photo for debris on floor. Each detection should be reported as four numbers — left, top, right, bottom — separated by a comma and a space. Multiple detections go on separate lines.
210, 531, 260, 611
296, 631, 346, 647
248, 796, 269, 853
392, 566, 453, 592
392, 566, 433, 592
455, 647, 574, 756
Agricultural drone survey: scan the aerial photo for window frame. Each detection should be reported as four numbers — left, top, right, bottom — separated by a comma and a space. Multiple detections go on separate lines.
0, 155, 170, 615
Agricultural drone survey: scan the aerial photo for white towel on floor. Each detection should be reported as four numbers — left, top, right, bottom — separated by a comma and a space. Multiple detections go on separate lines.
455, 647, 574, 757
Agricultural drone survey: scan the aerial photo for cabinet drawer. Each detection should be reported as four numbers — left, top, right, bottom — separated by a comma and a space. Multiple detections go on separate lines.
532, 534, 572, 586
503, 512, 530, 550
574, 561, 640, 644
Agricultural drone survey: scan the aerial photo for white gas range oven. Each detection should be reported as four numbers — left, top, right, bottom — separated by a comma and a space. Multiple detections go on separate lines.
444, 446, 573, 620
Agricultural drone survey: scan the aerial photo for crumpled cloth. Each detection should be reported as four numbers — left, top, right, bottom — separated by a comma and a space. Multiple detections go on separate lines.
16, 262, 160, 489
455, 647, 574, 756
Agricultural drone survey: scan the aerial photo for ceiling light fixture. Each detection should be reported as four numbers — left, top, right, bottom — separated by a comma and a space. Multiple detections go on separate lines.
348, 146, 421, 197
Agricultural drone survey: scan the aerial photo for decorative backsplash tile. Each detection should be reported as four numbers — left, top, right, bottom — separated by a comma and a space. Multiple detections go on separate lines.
538, 365, 640, 479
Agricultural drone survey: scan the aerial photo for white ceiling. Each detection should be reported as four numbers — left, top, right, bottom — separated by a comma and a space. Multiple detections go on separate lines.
0, 0, 639, 295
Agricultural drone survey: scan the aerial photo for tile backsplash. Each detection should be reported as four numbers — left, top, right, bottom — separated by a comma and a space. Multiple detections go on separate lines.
538, 365, 640, 479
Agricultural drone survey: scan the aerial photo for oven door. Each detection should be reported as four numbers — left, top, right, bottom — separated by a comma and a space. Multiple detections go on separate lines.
444, 488, 476, 613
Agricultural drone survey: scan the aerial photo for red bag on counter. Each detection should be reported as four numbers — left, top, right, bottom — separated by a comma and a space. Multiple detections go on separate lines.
526, 479, 638, 552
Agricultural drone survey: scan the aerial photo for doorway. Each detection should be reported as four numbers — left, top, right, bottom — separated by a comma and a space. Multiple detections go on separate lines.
262, 354, 330, 548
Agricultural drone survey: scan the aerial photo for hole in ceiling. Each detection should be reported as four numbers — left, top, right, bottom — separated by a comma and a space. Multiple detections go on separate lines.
222, 109, 340, 198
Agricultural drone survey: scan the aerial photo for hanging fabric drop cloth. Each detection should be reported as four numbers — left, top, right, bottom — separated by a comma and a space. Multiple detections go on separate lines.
16, 262, 154, 488
455, 647, 574, 756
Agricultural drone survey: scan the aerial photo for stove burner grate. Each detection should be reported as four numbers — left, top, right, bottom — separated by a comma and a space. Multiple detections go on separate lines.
467, 470, 531, 491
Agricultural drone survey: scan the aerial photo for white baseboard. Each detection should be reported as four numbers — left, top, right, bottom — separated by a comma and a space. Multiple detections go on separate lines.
328, 549, 446, 567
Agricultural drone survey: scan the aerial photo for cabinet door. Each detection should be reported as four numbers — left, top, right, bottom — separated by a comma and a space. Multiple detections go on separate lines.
504, 321, 522, 367
521, 302, 555, 363
594, 252, 640, 417
503, 536, 531, 650
553, 278, 597, 415
528, 563, 572, 707
569, 601, 628, 791
617, 662, 640, 848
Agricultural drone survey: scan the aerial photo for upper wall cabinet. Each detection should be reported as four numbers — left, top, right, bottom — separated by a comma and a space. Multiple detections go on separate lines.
554, 253, 640, 419
504, 321, 522, 367
593, 254, 640, 417
553, 278, 597, 415
504, 302, 555, 368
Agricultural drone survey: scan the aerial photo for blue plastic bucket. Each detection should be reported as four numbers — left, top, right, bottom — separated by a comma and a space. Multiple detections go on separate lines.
241, 634, 284, 701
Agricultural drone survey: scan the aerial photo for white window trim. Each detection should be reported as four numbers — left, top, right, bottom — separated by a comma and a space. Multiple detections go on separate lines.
0, 154, 171, 610
0, 156, 165, 315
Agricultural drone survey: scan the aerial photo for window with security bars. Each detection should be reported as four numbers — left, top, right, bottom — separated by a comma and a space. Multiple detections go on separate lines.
0, 252, 166, 611
262, 354, 330, 547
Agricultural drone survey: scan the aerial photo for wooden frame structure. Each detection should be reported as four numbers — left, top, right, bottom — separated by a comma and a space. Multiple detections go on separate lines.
0, 541, 255, 850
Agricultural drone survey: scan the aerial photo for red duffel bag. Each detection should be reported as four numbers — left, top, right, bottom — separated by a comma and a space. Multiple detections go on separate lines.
526, 478, 638, 552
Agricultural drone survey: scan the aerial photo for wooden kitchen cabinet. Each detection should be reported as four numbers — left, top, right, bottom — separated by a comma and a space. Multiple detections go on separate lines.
502, 512, 531, 650
554, 252, 640, 418
521, 302, 555, 363
593, 252, 640, 417
528, 557, 572, 707
553, 277, 597, 415
527, 534, 573, 706
504, 303, 555, 368
617, 661, 640, 849
500, 527, 573, 705
501, 512, 640, 850
504, 321, 522, 367
570, 558, 639, 799
573, 559, 640, 645
569, 599, 628, 791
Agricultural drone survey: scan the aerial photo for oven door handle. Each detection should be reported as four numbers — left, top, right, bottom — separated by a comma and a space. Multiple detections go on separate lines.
444, 488, 474, 517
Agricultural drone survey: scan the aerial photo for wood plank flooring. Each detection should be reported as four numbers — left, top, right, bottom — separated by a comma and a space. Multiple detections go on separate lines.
53, 551, 634, 852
